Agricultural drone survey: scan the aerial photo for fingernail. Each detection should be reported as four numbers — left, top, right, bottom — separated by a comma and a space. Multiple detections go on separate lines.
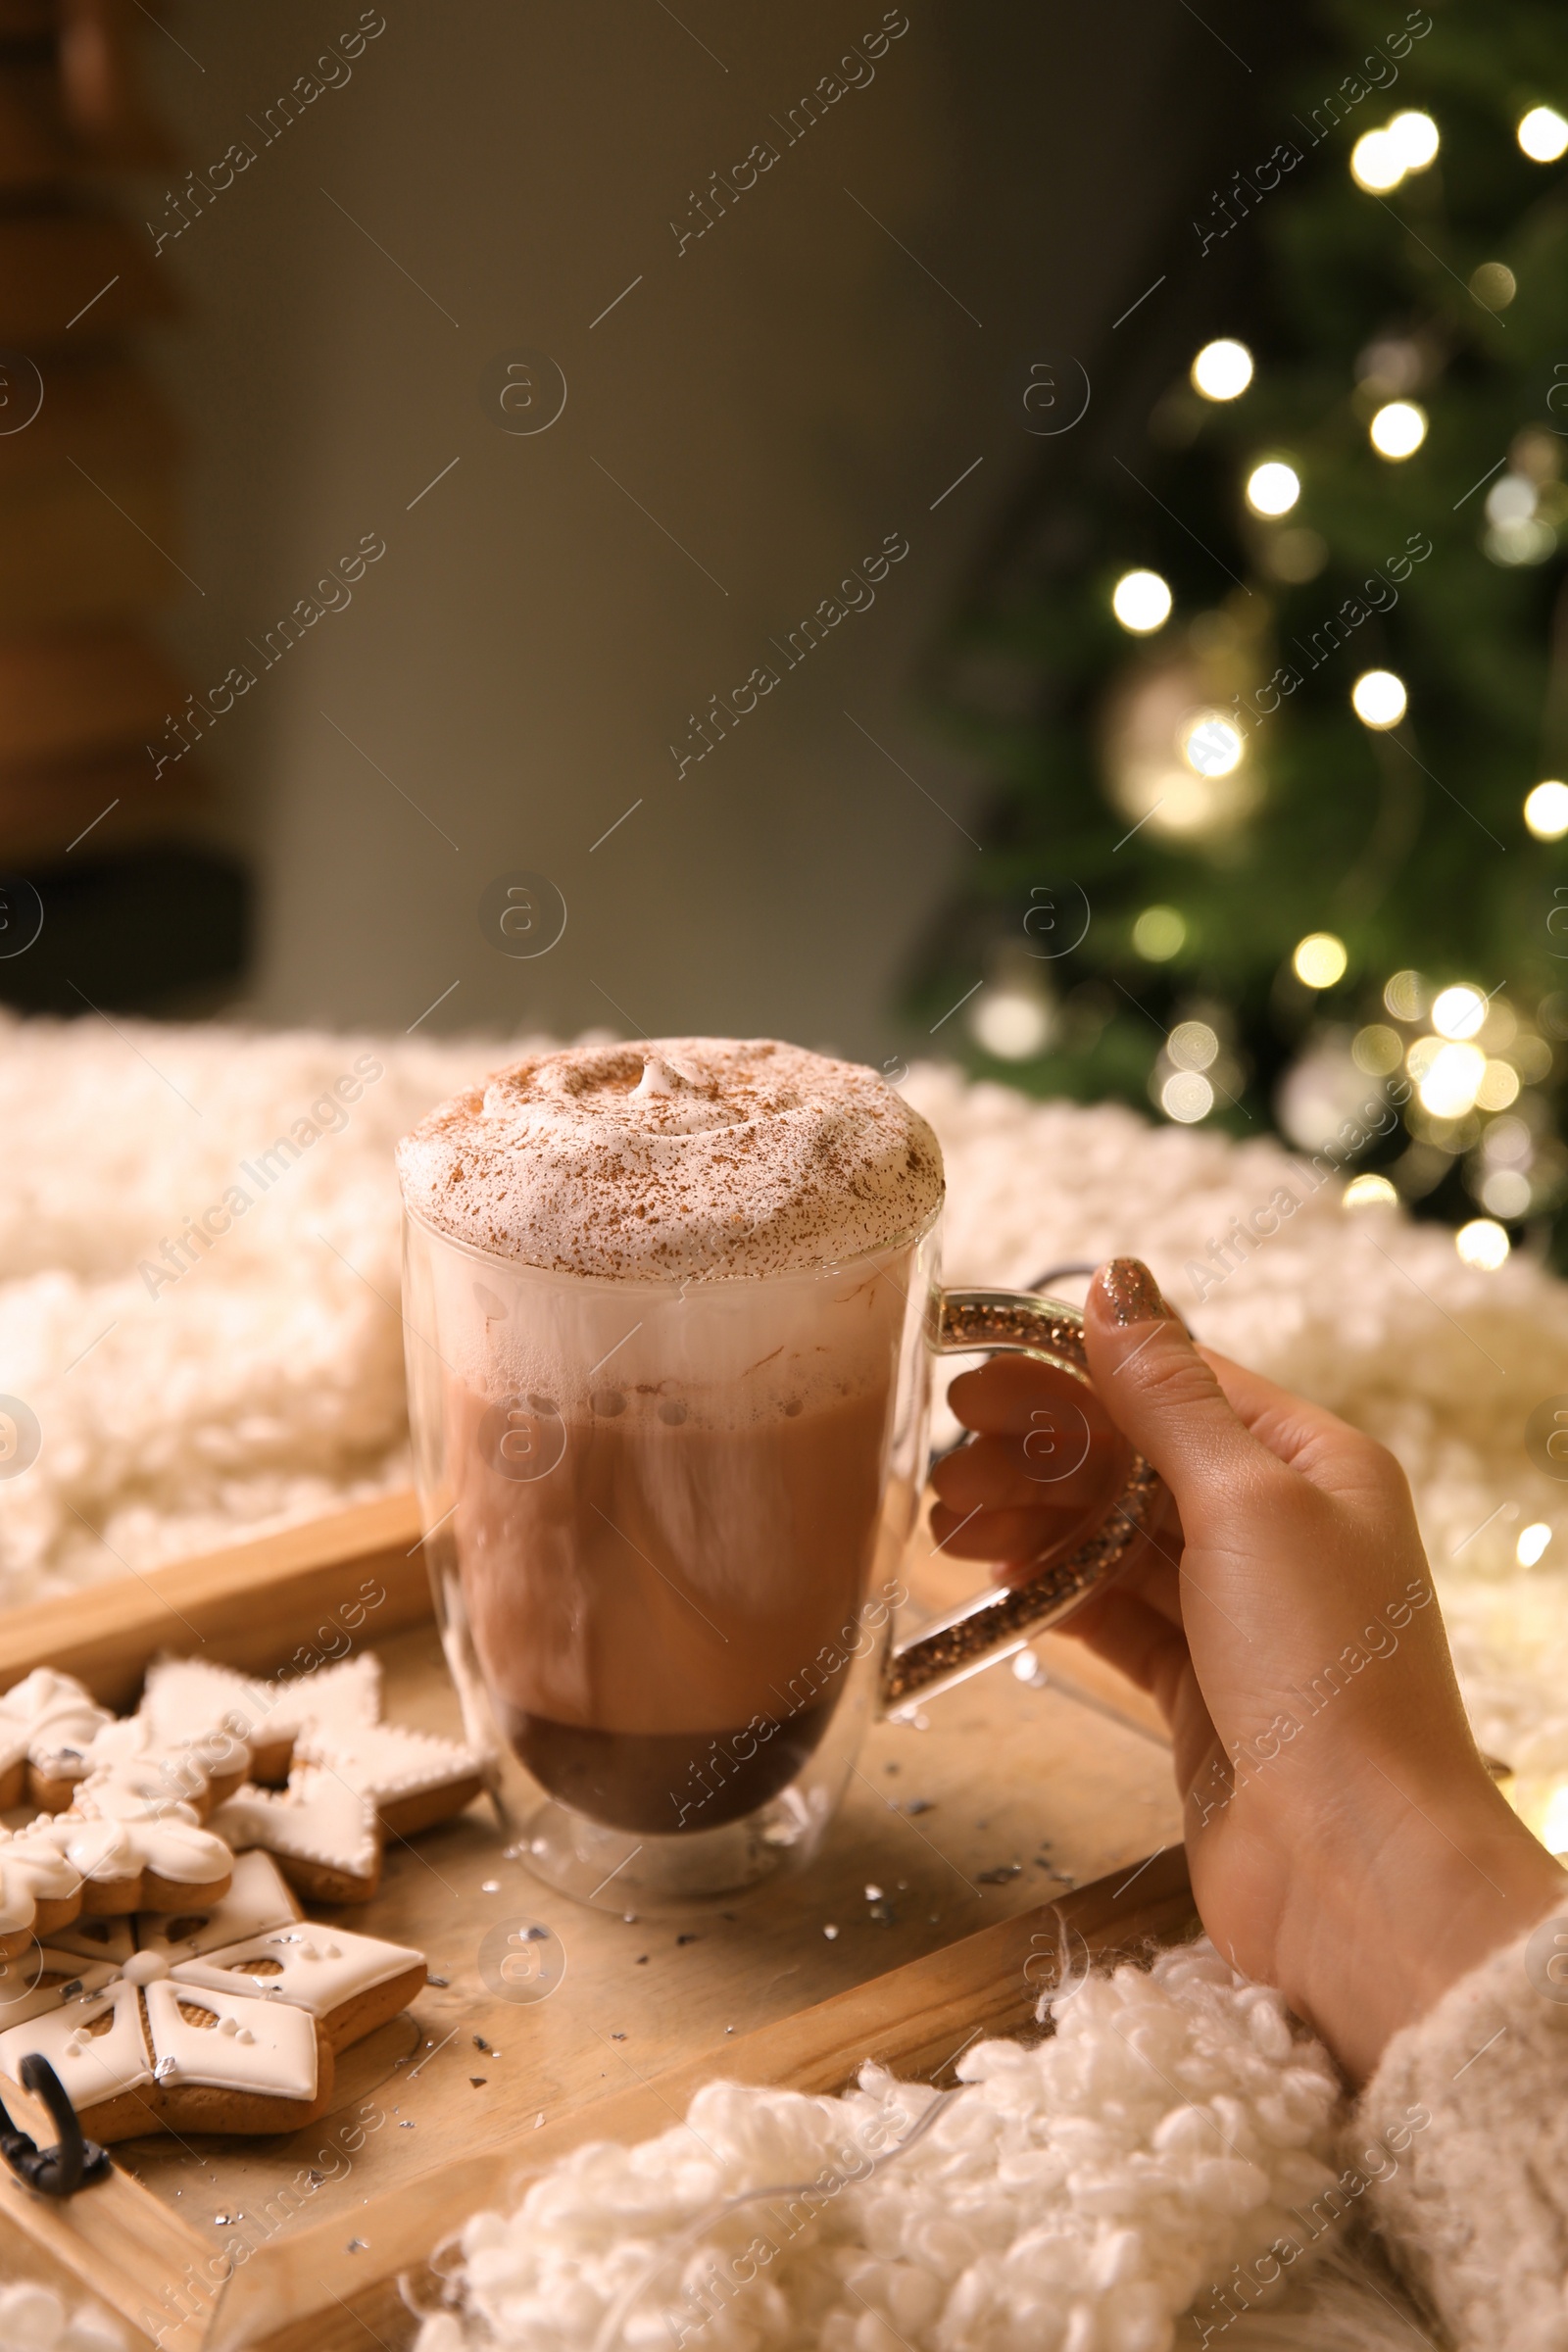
1098, 1257, 1174, 1327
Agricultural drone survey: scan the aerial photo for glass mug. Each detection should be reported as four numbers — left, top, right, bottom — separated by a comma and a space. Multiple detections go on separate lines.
401, 1204, 1161, 1910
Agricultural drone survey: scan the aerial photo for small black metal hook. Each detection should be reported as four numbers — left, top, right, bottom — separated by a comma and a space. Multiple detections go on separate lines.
0, 2054, 112, 2195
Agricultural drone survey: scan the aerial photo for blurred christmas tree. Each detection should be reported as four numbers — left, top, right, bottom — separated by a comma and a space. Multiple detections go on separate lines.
923, 0, 1568, 1267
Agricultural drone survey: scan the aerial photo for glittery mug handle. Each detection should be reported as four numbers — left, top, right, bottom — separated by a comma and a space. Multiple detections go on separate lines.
878, 1289, 1164, 1711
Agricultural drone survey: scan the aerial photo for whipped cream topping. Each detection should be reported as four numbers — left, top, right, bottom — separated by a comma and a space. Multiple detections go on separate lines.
396, 1038, 944, 1281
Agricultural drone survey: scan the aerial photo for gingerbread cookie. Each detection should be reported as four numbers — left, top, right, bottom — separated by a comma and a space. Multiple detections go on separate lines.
137, 1848, 300, 1964
31, 1791, 232, 1917
172, 1920, 426, 2054
0, 1823, 88, 1953
37, 1711, 255, 1820
0, 1669, 112, 1811
294, 1719, 484, 1838
49, 1913, 135, 1968
211, 1768, 381, 1904
0, 1944, 119, 2030
140, 1653, 381, 1788
0, 1882, 430, 2149
0, 1956, 331, 2145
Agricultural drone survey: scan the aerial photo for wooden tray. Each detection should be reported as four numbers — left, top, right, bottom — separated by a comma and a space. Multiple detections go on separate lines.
0, 1494, 1194, 2351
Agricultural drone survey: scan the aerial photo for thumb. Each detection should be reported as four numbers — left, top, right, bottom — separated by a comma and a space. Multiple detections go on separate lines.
1083, 1258, 1278, 1536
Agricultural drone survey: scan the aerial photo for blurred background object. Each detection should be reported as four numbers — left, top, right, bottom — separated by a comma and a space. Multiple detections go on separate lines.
0, 0, 1284, 1043
919, 0, 1568, 1266
0, 0, 248, 1007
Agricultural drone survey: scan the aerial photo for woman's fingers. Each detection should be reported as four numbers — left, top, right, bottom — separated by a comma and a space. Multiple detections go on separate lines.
1054, 1586, 1192, 1726
1081, 1259, 1286, 1540
930, 1430, 1124, 1516
928, 1497, 1090, 1563
948, 1354, 1114, 1440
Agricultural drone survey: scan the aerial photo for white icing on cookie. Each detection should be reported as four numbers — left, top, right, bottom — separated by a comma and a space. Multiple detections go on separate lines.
0, 1669, 111, 1779
0, 1979, 153, 2108
138, 1849, 300, 1963
141, 1653, 381, 1759
41, 1799, 233, 1891
0, 1823, 83, 1919
0, 1947, 118, 2028
211, 1769, 378, 1879
172, 1923, 423, 2017
70, 1714, 250, 1816
294, 1719, 480, 1806
143, 1977, 318, 2102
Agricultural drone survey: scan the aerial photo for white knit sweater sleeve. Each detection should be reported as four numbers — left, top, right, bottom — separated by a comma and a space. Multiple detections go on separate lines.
1360, 1916, 1568, 2350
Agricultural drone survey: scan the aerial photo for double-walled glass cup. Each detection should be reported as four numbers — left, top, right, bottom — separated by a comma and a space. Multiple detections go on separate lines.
401, 1205, 1160, 1910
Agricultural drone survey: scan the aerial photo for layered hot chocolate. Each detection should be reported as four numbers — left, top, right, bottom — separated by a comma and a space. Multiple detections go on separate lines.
398, 1040, 943, 1837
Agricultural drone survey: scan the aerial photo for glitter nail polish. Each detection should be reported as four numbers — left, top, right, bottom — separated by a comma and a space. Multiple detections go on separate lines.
1098, 1257, 1172, 1326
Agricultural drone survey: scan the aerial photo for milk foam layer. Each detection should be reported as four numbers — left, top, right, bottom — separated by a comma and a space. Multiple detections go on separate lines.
396, 1038, 944, 1281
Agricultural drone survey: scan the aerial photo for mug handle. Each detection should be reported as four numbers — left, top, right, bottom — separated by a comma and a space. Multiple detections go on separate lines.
879, 1288, 1164, 1712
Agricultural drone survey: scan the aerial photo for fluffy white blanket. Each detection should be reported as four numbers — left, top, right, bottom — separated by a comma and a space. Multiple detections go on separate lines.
2, 1012, 1564, 1785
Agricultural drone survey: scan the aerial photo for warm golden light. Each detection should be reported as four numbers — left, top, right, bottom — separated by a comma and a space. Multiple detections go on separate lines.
1343, 1173, 1398, 1208
1517, 1522, 1552, 1567
1179, 710, 1244, 777
1518, 105, 1568, 163
1418, 1041, 1486, 1117
1133, 906, 1186, 961
1351, 669, 1407, 728
1191, 339, 1253, 401
1370, 401, 1427, 460
1292, 932, 1348, 989
1387, 111, 1440, 171
1456, 1217, 1510, 1270
1246, 460, 1299, 517
1432, 984, 1487, 1040
1525, 780, 1568, 839
1168, 1020, 1219, 1071
1352, 1023, 1404, 1075
1350, 128, 1405, 191
1111, 568, 1173, 634
1161, 1070, 1214, 1123
970, 989, 1051, 1059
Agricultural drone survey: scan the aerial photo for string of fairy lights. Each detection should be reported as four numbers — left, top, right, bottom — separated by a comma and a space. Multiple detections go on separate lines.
970, 94, 1568, 1282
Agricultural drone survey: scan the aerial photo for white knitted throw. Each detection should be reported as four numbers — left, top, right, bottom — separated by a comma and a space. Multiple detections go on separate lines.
412, 1942, 1347, 2352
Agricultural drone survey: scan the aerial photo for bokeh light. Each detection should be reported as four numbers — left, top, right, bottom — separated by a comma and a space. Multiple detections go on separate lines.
1292, 932, 1348, 989
1133, 906, 1186, 960
1387, 111, 1440, 171
1350, 128, 1404, 191
1245, 461, 1300, 517
1418, 1041, 1485, 1116
1168, 1019, 1219, 1071
1191, 339, 1253, 401
1179, 710, 1244, 777
1160, 1070, 1214, 1123
1432, 984, 1487, 1040
1351, 669, 1406, 728
1369, 401, 1427, 460
1517, 1522, 1552, 1566
1111, 568, 1172, 634
1518, 105, 1568, 163
1525, 780, 1568, 839
1343, 1173, 1397, 1208
970, 988, 1052, 1060
1455, 1217, 1511, 1270
1351, 1023, 1404, 1075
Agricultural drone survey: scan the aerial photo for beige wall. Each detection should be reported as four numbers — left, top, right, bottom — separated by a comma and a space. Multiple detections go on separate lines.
144, 0, 1224, 1059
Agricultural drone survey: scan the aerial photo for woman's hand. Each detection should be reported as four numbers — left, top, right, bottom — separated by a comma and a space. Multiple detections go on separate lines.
934, 1256, 1567, 2082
